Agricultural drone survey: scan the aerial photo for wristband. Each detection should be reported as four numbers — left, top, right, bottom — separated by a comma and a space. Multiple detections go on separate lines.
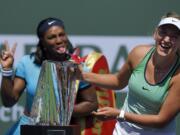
1, 68, 14, 77
117, 110, 125, 121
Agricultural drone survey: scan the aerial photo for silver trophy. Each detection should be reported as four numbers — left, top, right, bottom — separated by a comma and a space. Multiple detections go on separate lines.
30, 60, 79, 126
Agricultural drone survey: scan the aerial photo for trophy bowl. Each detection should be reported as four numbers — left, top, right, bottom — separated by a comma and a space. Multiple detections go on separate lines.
30, 60, 79, 126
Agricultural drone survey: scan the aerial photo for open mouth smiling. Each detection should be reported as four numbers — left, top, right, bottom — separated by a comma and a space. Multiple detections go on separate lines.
160, 44, 171, 50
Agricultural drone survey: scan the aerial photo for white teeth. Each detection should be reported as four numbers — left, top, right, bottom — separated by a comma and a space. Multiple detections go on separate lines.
161, 44, 166, 47
161, 44, 170, 49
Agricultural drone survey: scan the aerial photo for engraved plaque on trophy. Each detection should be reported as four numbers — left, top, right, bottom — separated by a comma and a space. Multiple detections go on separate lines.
29, 60, 79, 126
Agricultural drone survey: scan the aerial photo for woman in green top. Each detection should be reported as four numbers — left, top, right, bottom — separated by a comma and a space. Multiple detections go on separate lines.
77, 11, 180, 135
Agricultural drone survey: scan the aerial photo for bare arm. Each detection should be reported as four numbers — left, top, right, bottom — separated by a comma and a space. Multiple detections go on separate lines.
82, 57, 132, 90
93, 72, 180, 128
72, 85, 98, 117
81, 45, 151, 90
1, 77, 26, 107
0, 42, 25, 107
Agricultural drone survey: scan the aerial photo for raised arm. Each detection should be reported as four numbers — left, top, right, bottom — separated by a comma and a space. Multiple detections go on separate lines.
0, 42, 25, 107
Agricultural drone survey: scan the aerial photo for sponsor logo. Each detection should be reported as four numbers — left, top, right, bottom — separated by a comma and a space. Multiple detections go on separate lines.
142, 86, 150, 91
48, 21, 56, 25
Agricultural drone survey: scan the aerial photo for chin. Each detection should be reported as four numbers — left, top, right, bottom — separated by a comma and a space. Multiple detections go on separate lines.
157, 47, 173, 57
57, 50, 66, 54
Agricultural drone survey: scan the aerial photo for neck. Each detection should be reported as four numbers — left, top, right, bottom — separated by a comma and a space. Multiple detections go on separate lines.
152, 51, 177, 70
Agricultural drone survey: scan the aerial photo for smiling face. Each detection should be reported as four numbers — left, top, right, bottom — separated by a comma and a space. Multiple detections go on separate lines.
42, 25, 69, 61
154, 24, 180, 57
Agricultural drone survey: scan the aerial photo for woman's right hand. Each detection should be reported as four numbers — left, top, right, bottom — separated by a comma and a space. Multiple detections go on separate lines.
0, 41, 17, 69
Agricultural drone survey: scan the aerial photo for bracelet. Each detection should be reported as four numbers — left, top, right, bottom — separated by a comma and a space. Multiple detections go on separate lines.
1, 68, 14, 77
117, 110, 125, 121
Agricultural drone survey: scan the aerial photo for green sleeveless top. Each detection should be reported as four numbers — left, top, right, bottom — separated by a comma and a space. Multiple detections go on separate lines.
122, 46, 179, 130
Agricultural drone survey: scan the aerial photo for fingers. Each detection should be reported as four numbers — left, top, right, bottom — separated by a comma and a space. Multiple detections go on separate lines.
97, 107, 110, 112
1, 41, 17, 57
11, 43, 17, 55
4, 40, 10, 51
92, 107, 119, 121
73, 48, 80, 56
92, 107, 113, 116
92, 108, 107, 115
1, 51, 10, 60
0, 41, 17, 67
92, 110, 111, 121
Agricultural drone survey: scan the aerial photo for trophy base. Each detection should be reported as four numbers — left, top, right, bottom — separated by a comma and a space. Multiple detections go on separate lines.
21, 125, 80, 135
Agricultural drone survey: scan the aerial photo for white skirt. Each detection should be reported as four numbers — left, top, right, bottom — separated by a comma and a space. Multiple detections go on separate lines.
113, 121, 176, 135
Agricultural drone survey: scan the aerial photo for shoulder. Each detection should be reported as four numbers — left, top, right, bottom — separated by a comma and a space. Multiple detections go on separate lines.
16, 54, 35, 68
21, 54, 33, 61
129, 44, 153, 57
18, 54, 34, 64
15, 54, 39, 77
128, 44, 153, 69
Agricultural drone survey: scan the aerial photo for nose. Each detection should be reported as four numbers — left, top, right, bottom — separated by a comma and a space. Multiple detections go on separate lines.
163, 36, 171, 42
56, 36, 63, 44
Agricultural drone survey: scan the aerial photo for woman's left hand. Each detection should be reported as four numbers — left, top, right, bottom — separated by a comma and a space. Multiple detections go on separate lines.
92, 107, 120, 120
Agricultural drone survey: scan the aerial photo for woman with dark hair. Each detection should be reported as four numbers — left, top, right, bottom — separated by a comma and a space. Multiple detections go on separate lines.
0, 17, 98, 135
